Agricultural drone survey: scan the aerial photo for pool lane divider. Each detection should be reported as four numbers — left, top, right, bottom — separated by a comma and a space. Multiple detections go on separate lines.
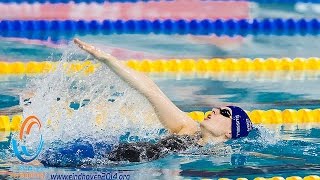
0, 115, 22, 132
191, 108, 320, 125
1, 109, 320, 132
125, 58, 320, 72
1, 57, 320, 75
0, 1, 249, 21
0, 0, 319, 4
1, 18, 320, 37
0, 0, 167, 4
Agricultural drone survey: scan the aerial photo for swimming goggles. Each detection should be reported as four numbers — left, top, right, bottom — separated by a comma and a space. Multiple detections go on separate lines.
218, 108, 232, 119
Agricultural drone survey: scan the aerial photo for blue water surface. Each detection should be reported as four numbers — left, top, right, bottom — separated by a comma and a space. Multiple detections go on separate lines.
1, 3, 320, 179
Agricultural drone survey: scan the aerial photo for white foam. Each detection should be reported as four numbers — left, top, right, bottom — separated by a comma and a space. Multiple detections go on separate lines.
20, 45, 163, 150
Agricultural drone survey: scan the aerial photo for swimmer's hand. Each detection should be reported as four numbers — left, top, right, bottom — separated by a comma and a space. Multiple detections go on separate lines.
73, 38, 117, 64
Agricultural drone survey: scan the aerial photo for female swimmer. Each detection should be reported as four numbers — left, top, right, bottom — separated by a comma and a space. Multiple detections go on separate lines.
39, 38, 253, 166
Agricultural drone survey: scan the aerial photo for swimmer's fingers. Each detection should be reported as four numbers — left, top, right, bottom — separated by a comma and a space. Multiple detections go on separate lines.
73, 38, 104, 59
74, 38, 95, 52
74, 38, 118, 63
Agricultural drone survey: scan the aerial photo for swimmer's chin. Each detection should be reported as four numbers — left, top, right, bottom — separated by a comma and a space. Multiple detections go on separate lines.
199, 120, 210, 129
199, 123, 211, 135
199, 123, 228, 144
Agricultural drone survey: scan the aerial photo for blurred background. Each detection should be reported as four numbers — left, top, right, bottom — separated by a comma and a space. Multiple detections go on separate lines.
2, 0, 320, 61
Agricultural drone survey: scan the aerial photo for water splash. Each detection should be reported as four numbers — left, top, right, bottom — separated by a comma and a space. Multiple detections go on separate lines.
19, 45, 163, 164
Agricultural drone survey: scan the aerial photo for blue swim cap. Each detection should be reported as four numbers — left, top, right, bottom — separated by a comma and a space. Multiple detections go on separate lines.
227, 106, 253, 139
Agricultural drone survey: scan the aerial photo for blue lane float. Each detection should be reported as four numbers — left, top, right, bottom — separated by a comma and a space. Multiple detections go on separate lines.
0, 0, 319, 4
0, 19, 319, 39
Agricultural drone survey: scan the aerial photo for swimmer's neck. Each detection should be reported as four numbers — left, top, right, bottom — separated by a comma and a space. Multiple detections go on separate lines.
197, 135, 228, 146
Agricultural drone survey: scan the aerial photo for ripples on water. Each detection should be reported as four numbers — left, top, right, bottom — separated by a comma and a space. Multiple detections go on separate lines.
0, 3, 320, 178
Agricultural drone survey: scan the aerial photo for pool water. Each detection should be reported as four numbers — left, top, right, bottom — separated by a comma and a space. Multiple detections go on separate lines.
0, 61, 319, 179
1, 3, 320, 180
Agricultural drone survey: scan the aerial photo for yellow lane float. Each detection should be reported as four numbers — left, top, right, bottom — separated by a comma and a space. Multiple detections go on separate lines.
0, 58, 320, 75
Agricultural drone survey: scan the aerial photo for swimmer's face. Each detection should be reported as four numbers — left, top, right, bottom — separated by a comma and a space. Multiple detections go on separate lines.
200, 107, 232, 140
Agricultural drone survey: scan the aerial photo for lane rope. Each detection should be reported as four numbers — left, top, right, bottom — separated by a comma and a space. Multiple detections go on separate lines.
0, 0, 318, 5
0, 0, 171, 4
1, 58, 320, 75
1, 19, 320, 37
1, 108, 320, 132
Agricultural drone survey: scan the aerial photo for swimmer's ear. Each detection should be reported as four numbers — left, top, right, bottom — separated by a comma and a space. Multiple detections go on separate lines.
225, 132, 232, 139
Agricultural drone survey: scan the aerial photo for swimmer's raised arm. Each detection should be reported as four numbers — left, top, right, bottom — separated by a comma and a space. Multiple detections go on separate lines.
74, 38, 198, 135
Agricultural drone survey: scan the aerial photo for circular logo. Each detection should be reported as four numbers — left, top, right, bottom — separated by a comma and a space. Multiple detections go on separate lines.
12, 115, 44, 162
